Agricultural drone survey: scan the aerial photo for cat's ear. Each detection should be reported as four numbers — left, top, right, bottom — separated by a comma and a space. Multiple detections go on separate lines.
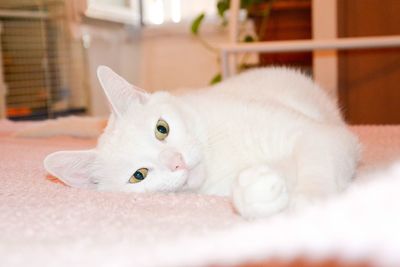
44, 150, 98, 189
97, 65, 149, 116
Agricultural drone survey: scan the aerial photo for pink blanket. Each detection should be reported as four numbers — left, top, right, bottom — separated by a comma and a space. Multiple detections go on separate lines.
1, 120, 400, 267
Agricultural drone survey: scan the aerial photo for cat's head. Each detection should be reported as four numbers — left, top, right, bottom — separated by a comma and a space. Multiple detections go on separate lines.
44, 66, 205, 193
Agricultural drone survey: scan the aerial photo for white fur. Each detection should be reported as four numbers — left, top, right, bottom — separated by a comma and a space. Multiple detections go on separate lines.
43, 66, 360, 219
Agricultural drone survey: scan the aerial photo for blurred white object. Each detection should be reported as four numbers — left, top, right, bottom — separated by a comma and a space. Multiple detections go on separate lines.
143, 0, 215, 25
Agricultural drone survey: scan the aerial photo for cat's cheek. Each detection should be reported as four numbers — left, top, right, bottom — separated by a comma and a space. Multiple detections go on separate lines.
184, 163, 206, 191
149, 170, 189, 193
183, 146, 203, 170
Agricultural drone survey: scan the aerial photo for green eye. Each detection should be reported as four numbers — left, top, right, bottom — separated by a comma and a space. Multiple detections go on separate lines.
155, 119, 169, 141
129, 168, 148, 183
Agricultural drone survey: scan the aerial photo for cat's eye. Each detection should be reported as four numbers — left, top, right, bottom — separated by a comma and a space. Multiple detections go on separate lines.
155, 119, 169, 141
129, 168, 148, 183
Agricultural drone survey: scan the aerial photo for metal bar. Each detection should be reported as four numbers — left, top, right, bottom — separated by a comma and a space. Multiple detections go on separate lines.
228, 0, 240, 43
228, 0, 240, 76
220, 35, 400, 79
220, 35, 400, 54
0, 9, 48, 19
138, 0, 144, 26
221, 50, 230, 79
37, 12, 54, 119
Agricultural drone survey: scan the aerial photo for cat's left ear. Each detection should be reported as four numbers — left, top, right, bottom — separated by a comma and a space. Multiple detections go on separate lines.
97, 65, 149, 116
44, 150, 98, 189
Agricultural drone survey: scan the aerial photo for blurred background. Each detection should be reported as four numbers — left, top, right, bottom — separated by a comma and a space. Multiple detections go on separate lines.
0, 0, 399, 123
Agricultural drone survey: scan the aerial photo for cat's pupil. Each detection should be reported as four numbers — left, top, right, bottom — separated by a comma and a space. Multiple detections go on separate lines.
157, 125, 167, 134
134, 171, 144, 180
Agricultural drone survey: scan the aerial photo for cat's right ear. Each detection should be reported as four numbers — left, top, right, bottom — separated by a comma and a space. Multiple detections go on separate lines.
97, 65, 149, 117
44, 150, 98, 189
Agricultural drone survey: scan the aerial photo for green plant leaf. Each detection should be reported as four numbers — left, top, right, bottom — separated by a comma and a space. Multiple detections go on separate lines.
243, 34, 255, 42
217, 0, 229, 18
191, 13, 205, 35
210, 73, 222, 85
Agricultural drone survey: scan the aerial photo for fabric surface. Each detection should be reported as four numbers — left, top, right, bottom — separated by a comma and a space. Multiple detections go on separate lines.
0, 120, 400, 267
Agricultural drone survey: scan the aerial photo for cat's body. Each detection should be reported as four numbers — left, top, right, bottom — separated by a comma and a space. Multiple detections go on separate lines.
39, 66, 360, 219
180, 68, 348, 196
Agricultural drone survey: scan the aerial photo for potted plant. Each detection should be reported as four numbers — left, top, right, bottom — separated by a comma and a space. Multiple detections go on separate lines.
191, 0, 312, 84
190, 0, 276, 84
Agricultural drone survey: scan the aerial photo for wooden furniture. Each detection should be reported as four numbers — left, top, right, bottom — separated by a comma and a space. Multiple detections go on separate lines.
249, 0, 312, 69
338, 0, 400, 124
222, 0, 400, 125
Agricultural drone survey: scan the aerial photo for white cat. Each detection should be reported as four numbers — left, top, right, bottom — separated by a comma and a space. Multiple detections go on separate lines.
42, 66, 360, 219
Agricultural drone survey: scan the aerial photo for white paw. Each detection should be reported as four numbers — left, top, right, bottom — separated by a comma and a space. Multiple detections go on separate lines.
233, 165, 289, 219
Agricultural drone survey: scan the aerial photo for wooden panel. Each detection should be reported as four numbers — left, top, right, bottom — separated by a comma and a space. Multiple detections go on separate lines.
338, 0, 400, 124
249, 0, 312, 68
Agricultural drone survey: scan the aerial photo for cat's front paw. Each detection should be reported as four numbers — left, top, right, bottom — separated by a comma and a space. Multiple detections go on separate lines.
233, 165, 289, 219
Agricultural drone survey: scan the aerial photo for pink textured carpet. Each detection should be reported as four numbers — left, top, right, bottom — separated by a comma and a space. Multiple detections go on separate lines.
1, 120, 400, 267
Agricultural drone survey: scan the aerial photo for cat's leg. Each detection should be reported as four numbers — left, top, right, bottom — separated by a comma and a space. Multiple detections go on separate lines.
287, 125, 360, 212
232, 125, 359, 219
232, 164, 290, 219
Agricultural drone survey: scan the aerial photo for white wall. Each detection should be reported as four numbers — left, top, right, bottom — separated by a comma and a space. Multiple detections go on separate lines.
83, 19, 229, 116
138, 23, 228, 92
82, 20, 142, 116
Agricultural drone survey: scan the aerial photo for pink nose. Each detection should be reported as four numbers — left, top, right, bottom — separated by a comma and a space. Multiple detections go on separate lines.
168, 153, 186, 171
159, 150, 187, 171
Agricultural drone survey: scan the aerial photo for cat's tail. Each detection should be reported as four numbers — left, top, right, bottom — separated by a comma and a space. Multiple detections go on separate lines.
14, 116, 107, 138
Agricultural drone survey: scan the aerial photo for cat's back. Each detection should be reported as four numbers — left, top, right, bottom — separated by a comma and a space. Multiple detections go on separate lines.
206, 67, 342, 124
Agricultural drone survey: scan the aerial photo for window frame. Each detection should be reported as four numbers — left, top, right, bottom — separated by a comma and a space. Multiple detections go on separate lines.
85, 0, 142, 25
